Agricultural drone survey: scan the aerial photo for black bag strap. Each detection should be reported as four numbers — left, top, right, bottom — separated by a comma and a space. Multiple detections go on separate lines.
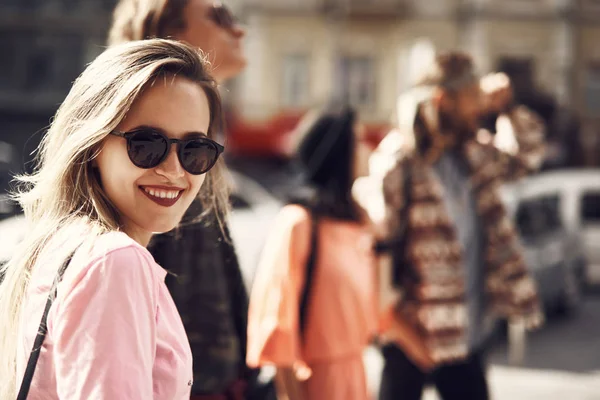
298, 209, 319, 339
17, 250, 77, 400
373, 160, 412, 287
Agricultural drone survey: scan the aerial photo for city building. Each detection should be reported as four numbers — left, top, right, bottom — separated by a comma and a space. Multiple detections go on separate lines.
0, 0, 115, 218
232, 0, 600, 164
0, 0, 598, 193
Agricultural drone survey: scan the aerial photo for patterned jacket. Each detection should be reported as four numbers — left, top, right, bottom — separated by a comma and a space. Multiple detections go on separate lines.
148, 206, 258, 394
355, 106, 546, 363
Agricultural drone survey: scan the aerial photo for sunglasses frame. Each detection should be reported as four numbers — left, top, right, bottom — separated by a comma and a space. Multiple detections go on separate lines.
110, 128, 224, 175
208, 3, 236, 30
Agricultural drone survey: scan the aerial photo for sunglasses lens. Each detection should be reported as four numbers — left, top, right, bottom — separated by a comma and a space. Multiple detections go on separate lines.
181, 140, 219, 174
127, 130, 168, 169
211, 5, 234, 29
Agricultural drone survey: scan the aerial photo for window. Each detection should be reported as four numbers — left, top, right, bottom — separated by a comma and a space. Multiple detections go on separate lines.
0, 0, 21, 10
515, 195, 561, 238
23, 34, 83, 93
0, 34, 18, 91
496, 56, 535, 93
229, 194, 251, 210
0, 142, 15, 193
585, 63, 600, 114
15, 0, 45, 10
539, 195, 562, 231
281, 54, 310, 108
25, 49, 53, 91
581, 191, 600, 222
338, 55, 376, 107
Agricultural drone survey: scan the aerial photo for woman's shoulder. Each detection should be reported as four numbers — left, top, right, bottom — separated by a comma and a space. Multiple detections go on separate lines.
70, 231, 163, 282
279, 204, 311, 223
277, 204, 313, 233
49, 231, 164, 327
87, 231, 149, 257
82, 231, 154, 262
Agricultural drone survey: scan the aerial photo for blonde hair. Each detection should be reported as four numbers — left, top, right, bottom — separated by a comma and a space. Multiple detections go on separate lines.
0, 38, 227, 397
107, 0, 190, 46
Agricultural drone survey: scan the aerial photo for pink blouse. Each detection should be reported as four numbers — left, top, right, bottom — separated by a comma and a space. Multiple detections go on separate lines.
16, 232, 193, 400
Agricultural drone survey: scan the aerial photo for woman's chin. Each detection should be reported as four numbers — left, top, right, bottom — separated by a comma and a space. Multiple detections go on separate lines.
147, 220, 181, 235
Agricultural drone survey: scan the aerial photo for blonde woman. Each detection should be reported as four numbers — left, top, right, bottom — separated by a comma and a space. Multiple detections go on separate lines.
0, 39, 227, 399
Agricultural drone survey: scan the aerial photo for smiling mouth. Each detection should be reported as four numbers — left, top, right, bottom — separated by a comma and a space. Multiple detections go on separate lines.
139, 186, 184, 207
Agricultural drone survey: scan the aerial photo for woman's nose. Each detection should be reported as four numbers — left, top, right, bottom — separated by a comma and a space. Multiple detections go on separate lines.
155, 146, 185, 179
231, 24, 245, 39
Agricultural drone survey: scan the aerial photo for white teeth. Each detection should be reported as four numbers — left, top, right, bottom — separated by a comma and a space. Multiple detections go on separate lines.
143, 187, 180, 200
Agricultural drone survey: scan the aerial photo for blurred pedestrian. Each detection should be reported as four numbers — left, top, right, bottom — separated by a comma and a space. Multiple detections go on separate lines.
108, 2, 260, 399
246, 108, 379, 400
0, 39, 226, 399
354, 51, 546, 400
108, 0, 246, 83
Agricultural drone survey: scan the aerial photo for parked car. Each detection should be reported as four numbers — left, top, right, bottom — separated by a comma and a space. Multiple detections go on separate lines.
581, 190, 600, 285
224, 170, 284, 290
509, 169, 600, 287
511, 193, 586, 315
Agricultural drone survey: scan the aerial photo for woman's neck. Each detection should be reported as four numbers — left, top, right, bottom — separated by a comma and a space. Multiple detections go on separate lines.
121, 223, 151, 247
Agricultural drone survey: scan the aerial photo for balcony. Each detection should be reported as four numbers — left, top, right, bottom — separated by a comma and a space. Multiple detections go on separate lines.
459, 0, 573, 20
241, 0, 324, 14
328, 0, 408, 18
241, 0, 408, 18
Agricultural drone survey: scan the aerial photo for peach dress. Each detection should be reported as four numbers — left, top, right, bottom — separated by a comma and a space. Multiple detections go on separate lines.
247, 205, 378, 400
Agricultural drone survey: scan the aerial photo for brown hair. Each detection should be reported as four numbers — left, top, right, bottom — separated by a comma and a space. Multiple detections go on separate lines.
107, 0, 190, 46
414, 51, 477, 92
411, 52, 480, 158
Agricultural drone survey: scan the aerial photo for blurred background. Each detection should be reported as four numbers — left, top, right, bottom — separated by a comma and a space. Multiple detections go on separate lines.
0, 0, 599, 398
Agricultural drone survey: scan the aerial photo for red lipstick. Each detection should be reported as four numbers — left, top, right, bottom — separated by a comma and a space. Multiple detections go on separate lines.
139, 186, 184, 208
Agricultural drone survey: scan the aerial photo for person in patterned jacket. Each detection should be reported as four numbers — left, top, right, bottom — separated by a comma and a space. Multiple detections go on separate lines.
353, 51, 546, 400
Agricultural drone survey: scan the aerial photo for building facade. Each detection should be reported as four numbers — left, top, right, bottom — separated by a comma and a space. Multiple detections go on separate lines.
0, 0, 115, 168
0, 0, 599, 178
234, 0, 600, 164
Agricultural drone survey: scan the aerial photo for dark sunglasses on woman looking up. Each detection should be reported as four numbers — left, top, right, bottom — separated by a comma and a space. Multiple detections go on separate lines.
207, 3, 237, 30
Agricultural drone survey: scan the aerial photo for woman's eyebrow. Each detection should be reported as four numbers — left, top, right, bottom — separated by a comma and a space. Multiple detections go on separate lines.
130, 124, 162, 132
181, 131, 208, 139
129, 126, 208, 139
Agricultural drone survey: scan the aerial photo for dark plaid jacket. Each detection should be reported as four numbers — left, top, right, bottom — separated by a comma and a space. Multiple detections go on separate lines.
149, 201, 258, 395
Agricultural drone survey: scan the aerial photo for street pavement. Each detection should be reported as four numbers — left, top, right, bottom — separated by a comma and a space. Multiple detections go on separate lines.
364, 297, 600, 400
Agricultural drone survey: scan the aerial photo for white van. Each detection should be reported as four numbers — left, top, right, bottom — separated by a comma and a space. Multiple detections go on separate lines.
509, 169, 600, 286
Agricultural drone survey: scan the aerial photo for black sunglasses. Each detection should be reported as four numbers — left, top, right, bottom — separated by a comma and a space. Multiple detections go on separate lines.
110, 127, 224, 175
207, 3, 236, 30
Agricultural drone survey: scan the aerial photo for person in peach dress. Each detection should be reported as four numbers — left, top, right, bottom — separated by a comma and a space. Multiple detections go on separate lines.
246, 108, 379, 400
